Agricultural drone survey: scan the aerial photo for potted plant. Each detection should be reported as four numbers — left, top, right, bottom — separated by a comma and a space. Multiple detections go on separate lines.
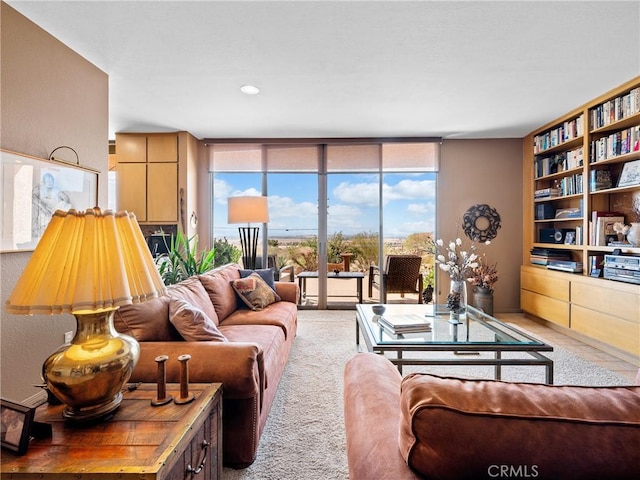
155, 231, 216, 285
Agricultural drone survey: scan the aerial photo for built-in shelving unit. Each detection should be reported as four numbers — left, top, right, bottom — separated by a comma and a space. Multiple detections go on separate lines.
522, 76, 640, 364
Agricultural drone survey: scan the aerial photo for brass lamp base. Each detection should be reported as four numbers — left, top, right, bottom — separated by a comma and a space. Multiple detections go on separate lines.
62, 392, 123, 421
43, 308, 140, 423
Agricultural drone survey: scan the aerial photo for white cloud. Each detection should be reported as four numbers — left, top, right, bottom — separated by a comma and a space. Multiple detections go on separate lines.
332, 181, 379, 207
213, 177, 232, 203
384, 179, 435, 201
332, 178, 436, 207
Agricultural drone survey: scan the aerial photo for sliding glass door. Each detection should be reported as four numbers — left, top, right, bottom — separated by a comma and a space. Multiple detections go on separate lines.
209, 140, 438, 309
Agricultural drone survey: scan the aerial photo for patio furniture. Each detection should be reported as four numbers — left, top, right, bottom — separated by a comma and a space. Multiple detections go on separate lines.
297, 271, 365, 305
369, 255, 424, 304
256, 255, 294, 282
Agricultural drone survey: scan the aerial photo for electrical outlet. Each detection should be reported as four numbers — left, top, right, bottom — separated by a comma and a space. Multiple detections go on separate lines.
64, 331, 74, 344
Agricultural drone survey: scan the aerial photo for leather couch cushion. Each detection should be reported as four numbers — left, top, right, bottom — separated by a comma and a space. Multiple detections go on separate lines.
114, 295, 178, 341
223, 301, 297, 339
399, 373, 640, 480
167, 275, 219, 326
232, 273, 281, 311
169, 297, 228, 342
199, 265, 241, 321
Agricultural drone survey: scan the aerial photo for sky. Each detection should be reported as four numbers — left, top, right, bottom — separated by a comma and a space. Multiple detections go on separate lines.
213, 172, 436, 239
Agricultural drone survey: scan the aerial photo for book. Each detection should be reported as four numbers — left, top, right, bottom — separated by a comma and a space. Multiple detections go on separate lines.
378, 314, 432, 334
589, 169, 612, 191
588, 255, 605, 276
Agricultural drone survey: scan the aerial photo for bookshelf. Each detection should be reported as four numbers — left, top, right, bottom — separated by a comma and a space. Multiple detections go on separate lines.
522, 76, 640, 363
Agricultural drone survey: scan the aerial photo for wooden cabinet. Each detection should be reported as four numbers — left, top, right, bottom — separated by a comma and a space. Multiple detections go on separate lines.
570, 277, 639, 355
520, 266, 570, 328
148, 135, 178, 162
115, 133, 179, 224
522, 77, 640, 361
148, 163, 178, 222
116, 135, 147, 163
521, 265, 639, 357
1, 383, 223, 480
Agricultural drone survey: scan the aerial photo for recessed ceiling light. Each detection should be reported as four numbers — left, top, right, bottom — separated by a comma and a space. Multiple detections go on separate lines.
240, 85, 260, 95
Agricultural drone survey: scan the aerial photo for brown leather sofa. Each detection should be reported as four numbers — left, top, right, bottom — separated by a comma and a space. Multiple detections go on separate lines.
115, 263, 298, 468
344, 353, 640, 480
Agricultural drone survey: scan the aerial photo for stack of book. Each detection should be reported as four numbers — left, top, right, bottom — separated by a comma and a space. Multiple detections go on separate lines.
530, 247, 573, 266
534, 187, 561, 199
378, 314, 432, 334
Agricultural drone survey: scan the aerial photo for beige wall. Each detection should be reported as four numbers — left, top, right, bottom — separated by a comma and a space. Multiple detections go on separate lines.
438, 139, 523, 313
0, 3, 109, 402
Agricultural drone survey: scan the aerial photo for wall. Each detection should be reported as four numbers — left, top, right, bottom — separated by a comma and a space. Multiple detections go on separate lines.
438, 139, 523, 313
0, 2, 109, 402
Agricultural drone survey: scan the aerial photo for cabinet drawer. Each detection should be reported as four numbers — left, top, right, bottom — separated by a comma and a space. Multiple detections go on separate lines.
572, 305, 639, 356
521, 270, 570, 301
571, 282, 640, 323
521, 289, 570, 327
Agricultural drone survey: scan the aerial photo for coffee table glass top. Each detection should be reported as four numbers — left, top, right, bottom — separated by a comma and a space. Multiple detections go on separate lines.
357, 303, 547, 347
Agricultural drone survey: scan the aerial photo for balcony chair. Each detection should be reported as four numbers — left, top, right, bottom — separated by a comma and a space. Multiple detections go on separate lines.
368, 254, 423, 304
255, 255, 295, 282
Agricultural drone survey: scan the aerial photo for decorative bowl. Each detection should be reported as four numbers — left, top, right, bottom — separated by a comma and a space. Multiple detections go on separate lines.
371, 304, 386, 316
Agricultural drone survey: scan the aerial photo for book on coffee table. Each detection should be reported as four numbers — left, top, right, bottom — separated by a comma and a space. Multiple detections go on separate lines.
378, 314, 432, 334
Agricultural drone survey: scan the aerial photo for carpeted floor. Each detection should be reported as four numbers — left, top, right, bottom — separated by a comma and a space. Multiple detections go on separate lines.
221, 310, 631, 480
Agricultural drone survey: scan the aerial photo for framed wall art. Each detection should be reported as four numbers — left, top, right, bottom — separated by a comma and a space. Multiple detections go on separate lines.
1, 149, 98, 252
617, 159, 640, 188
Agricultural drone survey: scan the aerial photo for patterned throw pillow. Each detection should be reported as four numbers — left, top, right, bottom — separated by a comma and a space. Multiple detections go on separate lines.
232, 272, 281, 311
168, 297, 228, 342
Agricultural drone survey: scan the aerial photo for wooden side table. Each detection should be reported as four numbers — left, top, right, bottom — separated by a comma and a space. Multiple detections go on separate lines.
1, 383, 222, 480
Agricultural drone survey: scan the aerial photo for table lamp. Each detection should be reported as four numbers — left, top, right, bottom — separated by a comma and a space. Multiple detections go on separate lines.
227, 196, 269, 270
5, 208, 166, 422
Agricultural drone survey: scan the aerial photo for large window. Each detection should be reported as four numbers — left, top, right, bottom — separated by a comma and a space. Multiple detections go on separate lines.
208, 140, 439, 308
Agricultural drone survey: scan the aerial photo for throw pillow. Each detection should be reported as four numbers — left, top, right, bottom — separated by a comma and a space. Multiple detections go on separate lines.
168, 297, 228, 342
232, 272, 281, 311
240, 268, 276, 291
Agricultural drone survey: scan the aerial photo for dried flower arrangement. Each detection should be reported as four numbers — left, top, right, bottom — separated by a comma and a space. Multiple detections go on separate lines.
470, 256, 499, 293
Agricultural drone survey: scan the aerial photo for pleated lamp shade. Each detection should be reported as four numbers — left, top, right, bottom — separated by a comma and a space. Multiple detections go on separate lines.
6, 208, 166, 315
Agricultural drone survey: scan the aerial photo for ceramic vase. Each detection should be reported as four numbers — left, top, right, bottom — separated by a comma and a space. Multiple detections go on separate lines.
626, 223, 640, 247
447, 280, 467, 323
472, 286, 494, 316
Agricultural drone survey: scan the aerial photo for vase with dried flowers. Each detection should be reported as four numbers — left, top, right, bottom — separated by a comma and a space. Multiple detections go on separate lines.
433, 237, 488, 322
470, 257, 498, 315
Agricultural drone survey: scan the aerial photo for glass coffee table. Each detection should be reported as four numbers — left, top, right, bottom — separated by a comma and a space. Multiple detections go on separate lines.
356, 303, 554, 384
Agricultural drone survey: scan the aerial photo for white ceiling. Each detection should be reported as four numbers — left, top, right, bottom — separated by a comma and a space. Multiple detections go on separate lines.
6, 0, 640, 141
